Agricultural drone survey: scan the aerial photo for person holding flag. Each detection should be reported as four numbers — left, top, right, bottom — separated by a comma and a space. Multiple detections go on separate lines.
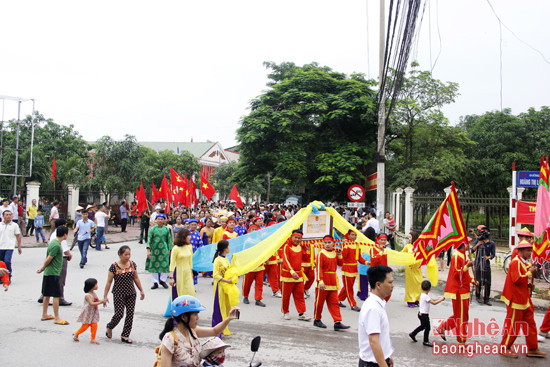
499, 240, 546, 358
435, 240, 477, 344
242, 225, 266, 307
280, 230, 310, 321
221, 218, 238, 241
338, 230, 368, 311
313, 235, 349, 331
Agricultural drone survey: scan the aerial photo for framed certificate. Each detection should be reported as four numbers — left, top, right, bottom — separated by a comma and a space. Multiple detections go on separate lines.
302, 211, 333, 239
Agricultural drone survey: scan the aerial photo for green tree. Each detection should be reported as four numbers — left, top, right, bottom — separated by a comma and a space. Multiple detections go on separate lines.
237, 61, 378, 201
0, 112, 91, 193
138, 147, 201, 193
385, 62, 472, 192
459, 107, 549, 195
89, 135, 144, 198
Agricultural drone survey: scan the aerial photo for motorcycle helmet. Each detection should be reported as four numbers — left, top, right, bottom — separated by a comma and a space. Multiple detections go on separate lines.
171, 295, 206, 317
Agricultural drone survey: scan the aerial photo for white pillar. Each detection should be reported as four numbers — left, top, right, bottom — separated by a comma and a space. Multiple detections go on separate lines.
404, 187, 415, 236
395, 188, 403, 231
67, 185, 80, 221
26, 181, 41, 212
99, 192, 106, 204
507, 187, 516, 250
443, 186, 451, 196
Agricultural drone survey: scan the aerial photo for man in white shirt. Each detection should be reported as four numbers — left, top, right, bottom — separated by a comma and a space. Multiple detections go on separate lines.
358, 265, 394, 367
94, 205, 108, 251
49, 201, 60, 235
0, 210, 22, 283
0, 198, 10, 218
366, 212, 380, 236
9, 196, 19, 223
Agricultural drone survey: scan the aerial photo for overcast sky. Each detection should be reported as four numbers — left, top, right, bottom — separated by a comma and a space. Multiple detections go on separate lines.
1, 0, 549, 149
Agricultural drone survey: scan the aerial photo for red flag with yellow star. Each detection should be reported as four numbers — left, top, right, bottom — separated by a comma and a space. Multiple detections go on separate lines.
170, 168, 185, 189
229, 184, 244, 209
200, 173, 216, 200
152, 182, 160, 204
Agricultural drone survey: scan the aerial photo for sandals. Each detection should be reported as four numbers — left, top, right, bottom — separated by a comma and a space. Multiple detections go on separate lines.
41, 315, 55, 321
105, 329, 112, 339
73, 334, 79, 342
54, 320, 70, 325
121, 337, 133, 344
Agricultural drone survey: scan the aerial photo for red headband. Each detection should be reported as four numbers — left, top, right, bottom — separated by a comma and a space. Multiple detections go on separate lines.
377, 234, 388, 240
291, 232, 303, 238
322, 235, 334, 242
226, 218, 236, 224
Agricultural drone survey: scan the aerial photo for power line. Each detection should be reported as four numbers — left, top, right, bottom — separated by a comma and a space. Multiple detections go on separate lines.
431, 0, 443, 73
485, 0, 550, 65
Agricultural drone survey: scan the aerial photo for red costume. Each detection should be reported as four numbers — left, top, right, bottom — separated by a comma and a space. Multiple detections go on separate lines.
301, 243, 315, 291
264, 252, 280, 293
438, 247, 473, 343
242, 264, 265, 301
369, 246, 390, 302
338, 241, 367, 307
314, 249, 343, 322
281, 238, 306, 314
500, 256, 538, 352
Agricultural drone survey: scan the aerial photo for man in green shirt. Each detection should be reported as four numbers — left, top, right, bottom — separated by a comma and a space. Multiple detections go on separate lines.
37, 226, 69, 325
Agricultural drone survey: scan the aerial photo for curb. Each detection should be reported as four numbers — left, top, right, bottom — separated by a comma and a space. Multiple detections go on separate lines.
21, 235, 140, 249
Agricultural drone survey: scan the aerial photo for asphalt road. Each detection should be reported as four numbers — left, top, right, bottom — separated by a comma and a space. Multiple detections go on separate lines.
1, 240, 549, 366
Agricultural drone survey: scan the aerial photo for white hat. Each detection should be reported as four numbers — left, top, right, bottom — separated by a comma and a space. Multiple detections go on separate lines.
199, 337, 231, 359
75, 205, 84, 211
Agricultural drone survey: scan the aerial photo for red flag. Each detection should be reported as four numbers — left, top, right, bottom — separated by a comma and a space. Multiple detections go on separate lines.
412, 182, 467, 265
171, 185, 179, 206
229, 184, 244, 209
51, 157, 56, 181
200, 173, 216, 200
189, 177, 198, 207
170, 168, 185, 188
152, 182, 160, 204
137, 182, 148, 214
179, 187, 186, 206
182, 174, 190, 207
160, 175, 171, 213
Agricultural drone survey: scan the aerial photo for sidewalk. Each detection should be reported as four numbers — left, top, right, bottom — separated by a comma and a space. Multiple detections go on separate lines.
20, 223, 141, 248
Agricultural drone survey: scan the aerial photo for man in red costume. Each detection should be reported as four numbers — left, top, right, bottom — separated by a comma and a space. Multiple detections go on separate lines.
500, 240, 547, 358
436, 241, 477, 344
313, 235, 350, 331
221, 218, 238, 240
301, 239, 315, 299
338, 230, 368, 311
280, 230, 311, 321
242, 225, 266, 307
369, 234, 390, 302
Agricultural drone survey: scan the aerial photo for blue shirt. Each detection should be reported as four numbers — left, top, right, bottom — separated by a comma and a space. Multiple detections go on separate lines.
234, 225, 247, 236
120, 205, 129, 219
190, 230, 203, 253
358, 253, 371, 275
76, 219, 95, 241
34, 215, 45, 228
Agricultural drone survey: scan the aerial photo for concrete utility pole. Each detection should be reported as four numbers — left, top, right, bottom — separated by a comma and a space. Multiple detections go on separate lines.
376, 0, 386, 227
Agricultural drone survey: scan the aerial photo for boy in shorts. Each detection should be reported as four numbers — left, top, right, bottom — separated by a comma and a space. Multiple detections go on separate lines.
37, 226, 70, 325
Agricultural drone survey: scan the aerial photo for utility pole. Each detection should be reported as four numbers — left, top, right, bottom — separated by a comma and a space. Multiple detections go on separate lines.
376, 0, 386, 227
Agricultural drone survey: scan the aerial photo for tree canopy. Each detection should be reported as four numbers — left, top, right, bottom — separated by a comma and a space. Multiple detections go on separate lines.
237, 61, 378, 201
